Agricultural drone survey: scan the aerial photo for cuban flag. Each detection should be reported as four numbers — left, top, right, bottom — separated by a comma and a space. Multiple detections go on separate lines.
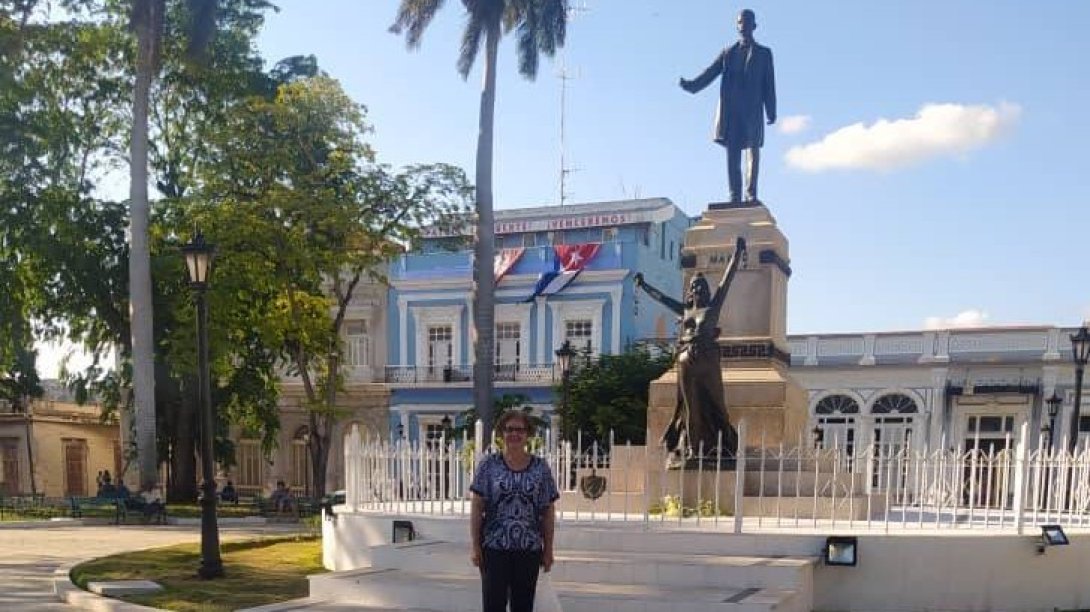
494, 247, 525, 283
526, 243, 600, 300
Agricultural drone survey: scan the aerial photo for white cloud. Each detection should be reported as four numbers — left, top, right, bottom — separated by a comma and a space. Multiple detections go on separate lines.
923, 309, 992, 330
785, 102, 1021, 172
778, 114, 810, 135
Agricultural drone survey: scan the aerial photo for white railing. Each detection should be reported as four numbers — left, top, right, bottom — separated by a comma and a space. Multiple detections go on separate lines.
342, 421, 1090, 533
384, 363, 561, 385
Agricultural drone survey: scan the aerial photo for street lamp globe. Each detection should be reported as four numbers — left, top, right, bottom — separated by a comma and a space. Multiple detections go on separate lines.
182, 230, 215, 289
1071, 326, 1090, 368
1046, 393, 1063, 420
555, 340, 576, 374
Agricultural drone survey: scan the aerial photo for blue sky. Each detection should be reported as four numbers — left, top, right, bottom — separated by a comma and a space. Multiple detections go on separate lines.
37, 1, 1090, 376
254, 0, 1089, 333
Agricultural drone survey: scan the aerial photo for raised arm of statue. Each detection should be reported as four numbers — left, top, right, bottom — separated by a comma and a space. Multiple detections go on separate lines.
679, 51, 724, 94
634, 273, 684, 316
709, 237, 747, 312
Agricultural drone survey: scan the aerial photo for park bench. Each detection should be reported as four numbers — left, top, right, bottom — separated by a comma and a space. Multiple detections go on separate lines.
68, 496, 126, 524
121, 496, 168, 524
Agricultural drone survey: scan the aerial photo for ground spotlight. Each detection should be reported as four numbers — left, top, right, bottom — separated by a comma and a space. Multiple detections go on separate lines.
1037, 524, 1069, 554
824, 536, 858, 567
393, 519, 416, 543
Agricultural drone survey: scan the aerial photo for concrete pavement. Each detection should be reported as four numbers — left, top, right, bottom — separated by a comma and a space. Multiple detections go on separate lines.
0, 521, 309, 611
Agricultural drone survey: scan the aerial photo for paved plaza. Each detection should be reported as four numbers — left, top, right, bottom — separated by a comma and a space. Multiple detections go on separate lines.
0, 522, 308, 611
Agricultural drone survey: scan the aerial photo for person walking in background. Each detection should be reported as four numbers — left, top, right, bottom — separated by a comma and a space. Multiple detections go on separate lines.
470, 411, 559, 612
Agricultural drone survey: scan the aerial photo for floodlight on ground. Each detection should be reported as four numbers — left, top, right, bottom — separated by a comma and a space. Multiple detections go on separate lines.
1037, 524, 1069, 554
824, 536, 857, 567
393, 519, 415, 543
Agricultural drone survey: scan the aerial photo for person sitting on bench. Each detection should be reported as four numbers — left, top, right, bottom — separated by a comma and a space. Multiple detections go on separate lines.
220, 480, 239, 505
269, 480, 294, 514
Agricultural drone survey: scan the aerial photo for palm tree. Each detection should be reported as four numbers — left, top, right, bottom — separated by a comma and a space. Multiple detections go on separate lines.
391, 0, 568, 441
128, 0, 219, 493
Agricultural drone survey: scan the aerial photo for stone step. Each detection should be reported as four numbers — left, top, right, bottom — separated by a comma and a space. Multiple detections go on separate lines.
553, 525, 824, 557
370, 540, 814, 589
309, 567, 802, 612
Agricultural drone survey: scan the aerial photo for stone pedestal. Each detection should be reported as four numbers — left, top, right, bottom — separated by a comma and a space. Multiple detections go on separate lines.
648, 201, 808, 451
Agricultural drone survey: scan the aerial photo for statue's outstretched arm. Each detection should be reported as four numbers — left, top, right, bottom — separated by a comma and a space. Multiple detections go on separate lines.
634, 273, 684, 316
680, 51, 725, 93
710, 237, 747, 310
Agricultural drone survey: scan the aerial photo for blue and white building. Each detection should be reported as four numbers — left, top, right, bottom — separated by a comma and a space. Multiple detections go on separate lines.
385, 197, 693, 445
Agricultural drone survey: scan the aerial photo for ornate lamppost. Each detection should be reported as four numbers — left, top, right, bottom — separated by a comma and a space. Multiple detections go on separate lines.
182, 230, 223, 579
555, 340, 576, 434
1068, 326, 1090, 454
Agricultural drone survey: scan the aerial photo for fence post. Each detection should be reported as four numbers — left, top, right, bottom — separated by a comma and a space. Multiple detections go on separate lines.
474, 419, 485, 460
1013, 421, 1030, 535
734, 419, 748, 534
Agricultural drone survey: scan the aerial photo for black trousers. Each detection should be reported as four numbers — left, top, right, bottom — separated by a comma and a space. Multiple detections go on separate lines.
480, 548, 543, 612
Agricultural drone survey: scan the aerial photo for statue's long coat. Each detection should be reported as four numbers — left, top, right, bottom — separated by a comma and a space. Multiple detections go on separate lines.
689, 41, 776, 149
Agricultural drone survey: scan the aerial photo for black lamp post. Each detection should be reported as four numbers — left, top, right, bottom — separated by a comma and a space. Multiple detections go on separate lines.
1045, 393, 1063, 452
1068, 326, 1090, 454
182, 230, 223, 579
440, 414, 453, 439
555, 340, 576, 438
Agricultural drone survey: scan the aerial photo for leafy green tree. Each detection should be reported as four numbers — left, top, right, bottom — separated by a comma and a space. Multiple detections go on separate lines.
196, 75, 472, 496
557, 348, 673, 446
390, 0, 569, 440
127, 0, 262, 492
2, 0, 286, 500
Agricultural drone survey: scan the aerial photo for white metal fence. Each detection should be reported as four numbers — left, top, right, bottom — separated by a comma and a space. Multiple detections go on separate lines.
342, 420, 1090, 533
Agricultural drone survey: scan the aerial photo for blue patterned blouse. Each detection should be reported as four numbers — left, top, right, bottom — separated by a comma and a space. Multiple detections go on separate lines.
470, 453, 560, 551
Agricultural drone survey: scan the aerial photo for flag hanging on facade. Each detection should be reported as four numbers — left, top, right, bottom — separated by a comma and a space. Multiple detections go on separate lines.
494, 247, 525, 283
526, 243, 601, 300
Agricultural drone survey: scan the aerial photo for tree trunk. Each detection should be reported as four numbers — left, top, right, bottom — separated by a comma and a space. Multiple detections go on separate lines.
472, 15, 501, 444
129, 4, 161, 494
310, 411, 330, 499
168, 375, 198, 502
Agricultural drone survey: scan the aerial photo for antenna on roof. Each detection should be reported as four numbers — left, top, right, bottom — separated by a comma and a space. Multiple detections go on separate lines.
558, 1, 589, 206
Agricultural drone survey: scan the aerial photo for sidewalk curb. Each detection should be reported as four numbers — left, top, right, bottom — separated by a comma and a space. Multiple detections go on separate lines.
53, 559, 165, 611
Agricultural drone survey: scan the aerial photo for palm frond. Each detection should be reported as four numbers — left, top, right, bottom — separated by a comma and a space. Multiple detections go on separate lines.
456, 16, 485, 79
390, 0, 447, 49
507, 0, 567, 80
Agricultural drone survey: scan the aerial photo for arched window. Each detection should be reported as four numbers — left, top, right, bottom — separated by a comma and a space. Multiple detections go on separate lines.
872, 393, 918, 414
813, 394, 859, 459
815, 394, 860, 415
870, 394, 918, 492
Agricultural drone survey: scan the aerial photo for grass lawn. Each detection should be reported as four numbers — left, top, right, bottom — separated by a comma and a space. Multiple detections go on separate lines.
70, 536, 326, 611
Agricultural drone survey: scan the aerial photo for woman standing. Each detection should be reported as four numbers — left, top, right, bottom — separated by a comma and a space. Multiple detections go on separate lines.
470, 411, 559, 612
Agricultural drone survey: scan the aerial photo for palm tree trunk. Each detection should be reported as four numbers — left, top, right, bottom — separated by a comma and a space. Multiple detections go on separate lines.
472, 15, 501, 444
130, 12, 159, 494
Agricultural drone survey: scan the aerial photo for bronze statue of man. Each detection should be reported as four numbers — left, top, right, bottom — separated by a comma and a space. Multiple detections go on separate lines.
680, 9, 776, 203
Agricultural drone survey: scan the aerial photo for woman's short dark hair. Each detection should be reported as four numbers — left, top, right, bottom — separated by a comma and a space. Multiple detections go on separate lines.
495, 410, 535, 437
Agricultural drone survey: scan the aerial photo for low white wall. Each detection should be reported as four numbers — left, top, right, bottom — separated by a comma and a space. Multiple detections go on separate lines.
323, 509, 1090, 611
814, 532, 1090, 612
323, 509, 471, 571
